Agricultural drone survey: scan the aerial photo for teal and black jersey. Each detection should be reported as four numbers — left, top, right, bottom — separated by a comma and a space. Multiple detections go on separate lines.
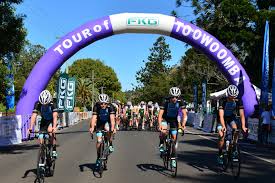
160, 100, 186, 123
33, 101, 58, 121
219, 97, 244, 121
93, 102, 115, 124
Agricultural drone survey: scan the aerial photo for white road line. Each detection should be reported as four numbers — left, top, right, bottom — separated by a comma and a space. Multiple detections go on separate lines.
186, 129, 275, 165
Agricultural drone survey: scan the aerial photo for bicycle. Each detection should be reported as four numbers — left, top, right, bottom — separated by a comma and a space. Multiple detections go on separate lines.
161, 128, 184, 177
221, 128, 242, 179
91, 130, 113, 178
29, 131, 57, 183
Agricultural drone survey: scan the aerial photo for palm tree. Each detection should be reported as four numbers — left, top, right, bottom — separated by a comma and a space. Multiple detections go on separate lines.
76, 78, 98, 107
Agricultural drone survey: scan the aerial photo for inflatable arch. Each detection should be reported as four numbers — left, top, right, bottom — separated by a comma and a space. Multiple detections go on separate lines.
16, 13, 258, 116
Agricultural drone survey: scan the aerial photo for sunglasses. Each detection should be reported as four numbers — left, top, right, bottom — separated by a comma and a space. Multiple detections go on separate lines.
100, 103, 107, 106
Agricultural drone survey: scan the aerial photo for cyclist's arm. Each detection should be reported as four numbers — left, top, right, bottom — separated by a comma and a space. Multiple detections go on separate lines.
52, 111, 58, 129
182, 108, 187, 127
110, 114, 115, 131
90, 115, 97, 129
219, 109, 226, 128
239, 108, 246, 129
30, 112, 38, 130
158, 109, 164, 126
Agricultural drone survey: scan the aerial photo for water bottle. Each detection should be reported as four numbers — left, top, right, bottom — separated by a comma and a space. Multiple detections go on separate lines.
226, 140, 230, 151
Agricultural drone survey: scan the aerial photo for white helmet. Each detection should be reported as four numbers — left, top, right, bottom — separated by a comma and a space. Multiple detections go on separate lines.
227, 85, 239, 97
154, 102, 159, 108
169, 87, 181, 97
39, 90, 52, 105
148, 101, 153, 105
140, 101, 145, 105
127, 101, 132, 106
98, 94, 109, 103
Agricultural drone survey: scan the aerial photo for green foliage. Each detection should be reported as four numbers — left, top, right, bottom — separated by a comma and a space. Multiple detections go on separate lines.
68, 58, 122, 104
134, 36, 175, 103
0, 62, 8, 104
76, 78, 99, 108
0, 0, 26, 59
174, 0, 275, 88
136, 36, 171, 86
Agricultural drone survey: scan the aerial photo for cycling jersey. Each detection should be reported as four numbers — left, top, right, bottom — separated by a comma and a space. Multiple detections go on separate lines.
160, 100, 186, 127
148, 105, 154, 114
33, 101, 58, 131
93, 102, 115, 130
219, 97, 243, 122
139, 105, 146, 117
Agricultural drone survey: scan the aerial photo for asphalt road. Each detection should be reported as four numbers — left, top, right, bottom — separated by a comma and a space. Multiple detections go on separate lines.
1, 120, 275, 183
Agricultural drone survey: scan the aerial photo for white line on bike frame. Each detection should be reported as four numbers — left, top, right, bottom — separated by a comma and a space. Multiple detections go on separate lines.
186, 129, 275, 165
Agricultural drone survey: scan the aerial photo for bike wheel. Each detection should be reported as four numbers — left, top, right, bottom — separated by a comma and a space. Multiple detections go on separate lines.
48, 159, 56, 177
231, 145, 241, 179
222, 152, 229, 171
170, 159, 177, 177
34, 177, 45, 183
98, 143, 105, 178
37, 146, 46, 180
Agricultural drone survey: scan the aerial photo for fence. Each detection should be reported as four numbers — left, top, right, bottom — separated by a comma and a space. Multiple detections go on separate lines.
0, 112, 93, 146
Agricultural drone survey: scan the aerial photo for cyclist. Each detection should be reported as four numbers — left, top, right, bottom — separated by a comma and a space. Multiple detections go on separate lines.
147, 101, 154, 129
217, 85, 248, 164
138, 101, 147, 130
133, 104, 139, 129
153, 102, 160, 128
89, 94, 116, 167
112, 100, 120, 130
28, 90, 58, 158
124, 101, 133, 129
158, 87, 187, 168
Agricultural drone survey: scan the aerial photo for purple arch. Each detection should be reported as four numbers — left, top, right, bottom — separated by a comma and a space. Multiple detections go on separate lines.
16, 13, 258, 117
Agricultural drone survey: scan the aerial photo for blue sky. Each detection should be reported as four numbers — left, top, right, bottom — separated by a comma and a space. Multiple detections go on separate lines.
16, 0, 195, 91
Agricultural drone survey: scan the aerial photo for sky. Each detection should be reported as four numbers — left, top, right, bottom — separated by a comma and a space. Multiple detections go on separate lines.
15, 0, 195, 91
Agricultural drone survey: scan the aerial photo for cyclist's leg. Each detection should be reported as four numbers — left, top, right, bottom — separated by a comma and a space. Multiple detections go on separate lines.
141, 116, 145, 129
47, 122, 57, 152
217, 124, 225, 155
170, 122, 178, 158
104, 122, 113, 149
96, 123, 105, 160
39, 120, 48, 145
230, 120, 238, 147
159, 121, 168, 151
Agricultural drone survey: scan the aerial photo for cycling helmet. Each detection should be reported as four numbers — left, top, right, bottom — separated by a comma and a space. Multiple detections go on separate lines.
169, 87, 181, 97
140, 101, 145, 105
227, 85, 239, 97
148, 101, 153, 105
39, 90, 52, 105
127, 101, 132, 106
154, 102, 159, 108
98, 94, 109, 103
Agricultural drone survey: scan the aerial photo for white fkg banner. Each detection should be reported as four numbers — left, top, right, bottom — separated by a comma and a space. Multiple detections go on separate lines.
247, 117, 259, 141
0, 115, 22, 146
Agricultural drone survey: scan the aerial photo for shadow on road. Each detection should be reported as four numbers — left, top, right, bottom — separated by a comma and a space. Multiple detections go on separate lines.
136, 163, 171, 177
22, 168, 37, 179
0, 144, 40, 154
79, 163, 104, 178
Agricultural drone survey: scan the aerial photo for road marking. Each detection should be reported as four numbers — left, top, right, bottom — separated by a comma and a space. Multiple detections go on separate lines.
186, 129, 275, 165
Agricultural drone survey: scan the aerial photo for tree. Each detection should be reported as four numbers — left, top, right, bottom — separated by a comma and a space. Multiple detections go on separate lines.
68, 58, 122, 98
76, 78, 99, 107
174, 0, 275, 88
135, 36, 175, 102
12, 41, 60, 101
136, 36, 171, 85
0, 0, 26, 59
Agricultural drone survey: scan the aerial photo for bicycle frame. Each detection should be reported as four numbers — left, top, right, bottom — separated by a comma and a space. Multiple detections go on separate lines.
222, 128, 241, 179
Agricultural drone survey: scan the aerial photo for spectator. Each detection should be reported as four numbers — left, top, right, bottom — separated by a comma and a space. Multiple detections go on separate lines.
260, 105, 272, 145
